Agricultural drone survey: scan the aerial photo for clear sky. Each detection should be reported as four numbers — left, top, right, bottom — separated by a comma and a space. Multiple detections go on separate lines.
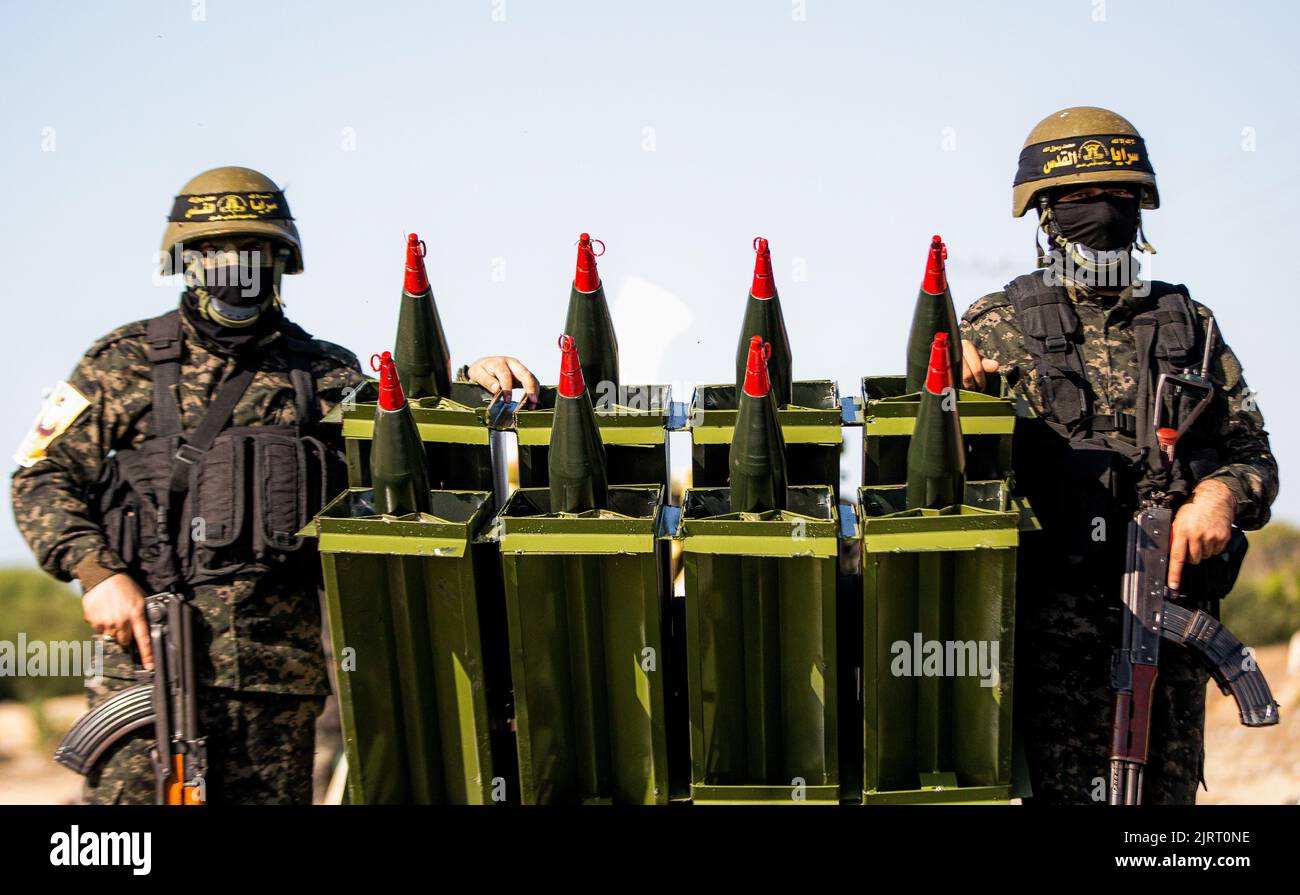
2, 0, 1297, 563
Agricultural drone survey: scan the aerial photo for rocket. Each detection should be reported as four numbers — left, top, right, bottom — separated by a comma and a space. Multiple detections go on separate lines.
906, 332, 965, 511
548, 334, 609, 513
393, 233, 453, 400
563, 233, 620, 408
369, 350, 432, 516
905, 236, 962, 394
728, 335, 788, 514
735, 237, 793, 409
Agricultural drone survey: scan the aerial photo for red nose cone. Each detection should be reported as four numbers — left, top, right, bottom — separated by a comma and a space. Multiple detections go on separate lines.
372, 350, 406, 411
922, 234, 947, 295
574, 233, 602, 293
924, 332, 952, 395
750, 236, 776, 299
557, 334, 586, 398
742, 335, 772, 398
404, 233, 430, 294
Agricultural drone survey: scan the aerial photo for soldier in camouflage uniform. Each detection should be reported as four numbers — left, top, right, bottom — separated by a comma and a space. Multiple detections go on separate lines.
11, 166, 538, 804
959, 108, 1278, 804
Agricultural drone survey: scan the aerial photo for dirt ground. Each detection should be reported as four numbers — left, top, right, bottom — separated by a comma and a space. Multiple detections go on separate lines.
2, 644, 1297, 805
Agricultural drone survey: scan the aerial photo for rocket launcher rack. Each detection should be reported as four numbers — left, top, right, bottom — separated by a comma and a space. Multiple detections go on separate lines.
302, 487, 514, 804
857, 374, 1020, 486
499, 384, 674, 492
321, 378, 503, 493
686, 380, 843, 490
672, 485, 840, 804
852, 479, 1033, 804
492, 485, 678, 804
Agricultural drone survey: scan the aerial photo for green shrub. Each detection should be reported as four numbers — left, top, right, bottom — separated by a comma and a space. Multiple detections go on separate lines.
0, 567, 93, 702
1221, 523, 1300, 647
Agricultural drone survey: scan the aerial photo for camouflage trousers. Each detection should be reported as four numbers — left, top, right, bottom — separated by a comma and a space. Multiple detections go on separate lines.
83, 680, 324, 805
1016, 599, 1208, 806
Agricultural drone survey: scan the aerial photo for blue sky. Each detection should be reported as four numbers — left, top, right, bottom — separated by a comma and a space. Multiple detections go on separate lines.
2, 0, 1297, 562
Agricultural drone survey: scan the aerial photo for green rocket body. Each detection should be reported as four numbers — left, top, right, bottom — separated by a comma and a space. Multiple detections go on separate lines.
370, 394, 432, 516
394, 291, 452, 400
729, 336, 788, 513
549, 335, 609, 512
564, 284, 619, 407
734, 295, 792, 410
905, 293, 961, 394
905, 236, 962, 394
906, 334, 965, 511
393, 234, 452, 400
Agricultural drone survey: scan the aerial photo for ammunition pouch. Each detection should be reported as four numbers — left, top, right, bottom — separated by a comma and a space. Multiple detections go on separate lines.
94, 428, 334, 589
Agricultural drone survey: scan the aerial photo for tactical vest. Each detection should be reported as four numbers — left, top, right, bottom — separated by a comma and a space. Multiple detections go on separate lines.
1004, 273, 1222, 568
92, 311, 338, 591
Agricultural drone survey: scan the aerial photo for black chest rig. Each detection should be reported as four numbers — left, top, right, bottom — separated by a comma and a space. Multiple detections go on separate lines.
93, 311, 338, 591
1004, 273, 1220, 566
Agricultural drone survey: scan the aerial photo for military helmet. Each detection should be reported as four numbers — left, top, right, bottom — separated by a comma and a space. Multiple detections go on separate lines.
160, 166, 303, 273
1012, 107, 1159, 218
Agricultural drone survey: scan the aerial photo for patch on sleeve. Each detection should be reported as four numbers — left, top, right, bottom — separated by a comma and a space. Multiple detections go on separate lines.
13, 381, 91, 468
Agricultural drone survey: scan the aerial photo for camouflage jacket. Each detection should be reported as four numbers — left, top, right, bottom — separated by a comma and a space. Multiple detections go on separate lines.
10, 307, 365, 695
960, 276, 1277, 530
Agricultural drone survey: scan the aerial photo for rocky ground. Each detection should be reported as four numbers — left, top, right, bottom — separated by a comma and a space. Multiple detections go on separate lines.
2, 644, 1296, 805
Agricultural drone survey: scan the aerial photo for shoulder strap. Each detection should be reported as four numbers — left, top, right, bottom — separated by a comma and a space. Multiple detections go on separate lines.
1004, 273, 1091, 428
168, 361, 258, 496
145, 311, 184, 437
279, 323, 320, 433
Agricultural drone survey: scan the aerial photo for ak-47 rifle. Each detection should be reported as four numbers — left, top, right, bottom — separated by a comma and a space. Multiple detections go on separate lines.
55, 591, 207, 805
1108, 320, 1279, 805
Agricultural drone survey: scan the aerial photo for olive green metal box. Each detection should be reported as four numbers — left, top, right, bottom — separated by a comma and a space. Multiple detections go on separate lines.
688, 381, 842, 490
306, 488, 513, 804
495, 485, 675, 805
321, 379, 498, 493
856, 480, 1029, 804
510, 384, 672, 492
675, 485, 840, 804
861, 375, 1016, 486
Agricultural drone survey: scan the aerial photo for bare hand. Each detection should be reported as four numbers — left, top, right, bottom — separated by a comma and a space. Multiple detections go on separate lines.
1168, 479, 1237, 591
960, 339, 1000, 390
82, 573, 154, 671
466, 356, 540, 406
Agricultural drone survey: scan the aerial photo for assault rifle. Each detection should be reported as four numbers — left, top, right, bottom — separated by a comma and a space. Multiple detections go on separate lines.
1109, 319, 1279, 805
55, 591, 207, 805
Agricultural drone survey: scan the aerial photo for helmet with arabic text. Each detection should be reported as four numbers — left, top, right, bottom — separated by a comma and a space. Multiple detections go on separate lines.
1012, 107, 1159, 218
159, 166, 303, 273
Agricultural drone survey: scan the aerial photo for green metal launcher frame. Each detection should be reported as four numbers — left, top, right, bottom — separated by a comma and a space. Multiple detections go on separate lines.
493, 485, 678, 805
673, 485, 840, 804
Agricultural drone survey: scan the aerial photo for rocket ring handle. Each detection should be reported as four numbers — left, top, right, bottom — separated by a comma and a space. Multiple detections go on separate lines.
370, 353, 383, 373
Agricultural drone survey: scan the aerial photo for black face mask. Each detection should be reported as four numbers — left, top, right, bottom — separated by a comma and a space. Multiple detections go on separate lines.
1050, 193, 1139, 251
180, 261, 282, 355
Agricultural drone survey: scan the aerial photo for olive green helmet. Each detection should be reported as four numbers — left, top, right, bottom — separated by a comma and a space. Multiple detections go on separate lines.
160, 166, 303, 273
1012, 107, 1159, 218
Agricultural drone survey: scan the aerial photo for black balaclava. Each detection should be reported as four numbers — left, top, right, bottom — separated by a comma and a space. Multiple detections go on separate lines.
1041, 189, 1144, 289
180, 246, 286, 355
1050, 192, 1140, 251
